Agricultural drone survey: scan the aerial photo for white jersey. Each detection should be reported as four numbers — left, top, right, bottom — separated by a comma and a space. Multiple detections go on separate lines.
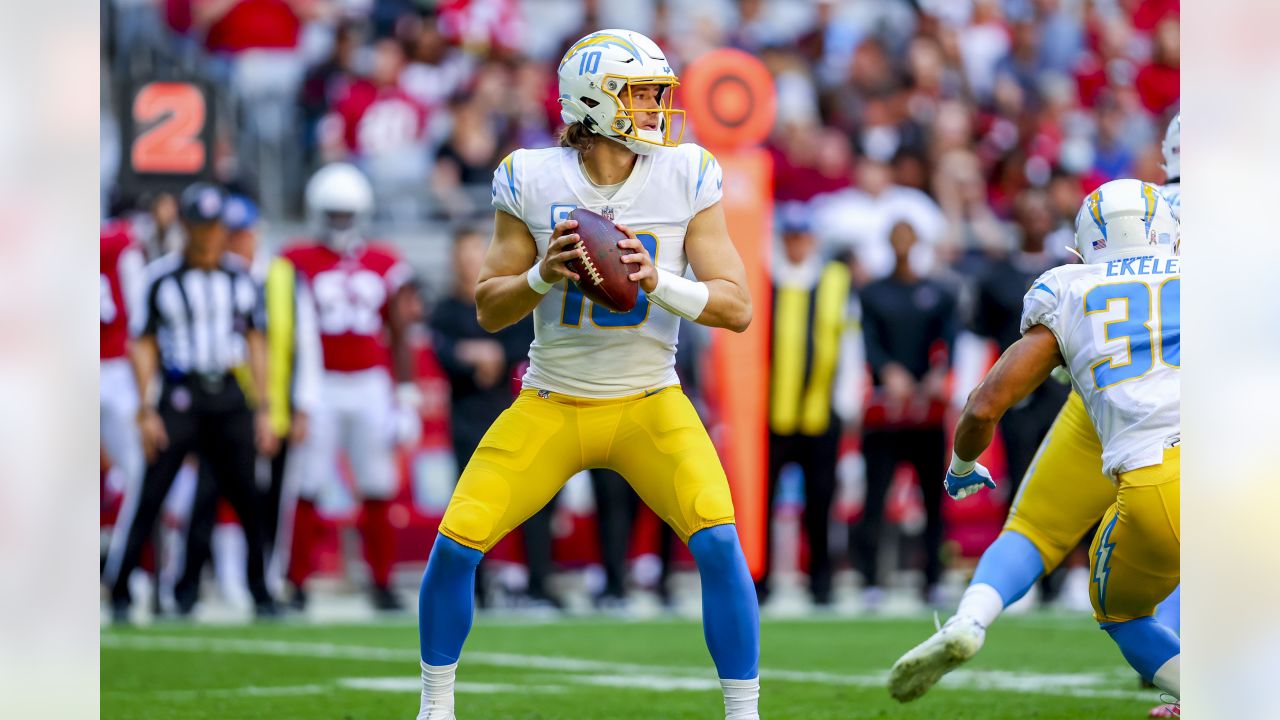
1160, 181, 1180, 222
492, 143, 723, 397
1021, 253, 1181, 478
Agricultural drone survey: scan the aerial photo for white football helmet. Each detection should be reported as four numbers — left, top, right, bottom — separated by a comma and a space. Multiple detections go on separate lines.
558, 29, 684, 155
1161, 113, 1180, 181
305, 162, 374, 250
1074, 179, 1179, 264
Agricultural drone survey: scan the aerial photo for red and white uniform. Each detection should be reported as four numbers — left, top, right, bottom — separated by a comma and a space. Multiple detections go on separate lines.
322, 80, 429, 160
282, 241, 411, 499
100, 222, 147, 574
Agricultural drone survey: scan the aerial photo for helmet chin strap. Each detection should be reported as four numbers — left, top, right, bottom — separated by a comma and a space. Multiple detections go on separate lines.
600, 126, 666, 155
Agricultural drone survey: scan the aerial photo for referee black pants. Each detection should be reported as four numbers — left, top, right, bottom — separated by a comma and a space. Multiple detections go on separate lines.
758, 419, 841, 604
175, 441, 289, 610
109, 378, 272, 607
853, 425, 946, 591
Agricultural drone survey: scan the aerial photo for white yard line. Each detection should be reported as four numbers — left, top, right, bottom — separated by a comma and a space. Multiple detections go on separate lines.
102, 633, 1153, 701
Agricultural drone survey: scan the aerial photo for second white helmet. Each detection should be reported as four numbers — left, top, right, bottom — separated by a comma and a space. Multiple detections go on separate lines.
305, 162, 373, 250
305, 162, 374, 217
557, 29, 684, 155
1074, 179, 1179, 264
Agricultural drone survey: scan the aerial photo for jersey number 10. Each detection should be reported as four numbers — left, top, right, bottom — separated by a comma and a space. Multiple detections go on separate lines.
1085, 278, 1180, 389
560, 232, 659, 329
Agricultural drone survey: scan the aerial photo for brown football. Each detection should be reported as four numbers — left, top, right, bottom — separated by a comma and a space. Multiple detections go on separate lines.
565, 208, 639, 313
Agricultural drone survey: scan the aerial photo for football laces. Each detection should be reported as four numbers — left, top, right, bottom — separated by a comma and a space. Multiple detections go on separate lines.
575, 239, 604, 286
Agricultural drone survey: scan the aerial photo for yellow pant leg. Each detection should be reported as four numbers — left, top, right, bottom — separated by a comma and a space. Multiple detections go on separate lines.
1004, 391, 1117, 570
605, 387, 736, 543
1089, 448, 1180, 623
439, 391, 585, 553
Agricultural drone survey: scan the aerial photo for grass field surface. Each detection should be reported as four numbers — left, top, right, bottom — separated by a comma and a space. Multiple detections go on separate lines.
102, 613, 1160, 719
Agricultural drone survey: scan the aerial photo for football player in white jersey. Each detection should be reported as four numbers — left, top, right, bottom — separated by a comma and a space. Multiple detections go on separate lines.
894, 179, 1182, 706
415, 29, 760, 720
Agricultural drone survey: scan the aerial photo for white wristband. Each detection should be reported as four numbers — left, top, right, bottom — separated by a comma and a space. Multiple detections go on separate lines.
949, 451, 976, 476
648, 268, 709, 322
526, 265, 555, 295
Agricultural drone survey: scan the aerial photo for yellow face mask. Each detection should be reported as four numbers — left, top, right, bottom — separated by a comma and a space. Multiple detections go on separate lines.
599, 76, 685, 149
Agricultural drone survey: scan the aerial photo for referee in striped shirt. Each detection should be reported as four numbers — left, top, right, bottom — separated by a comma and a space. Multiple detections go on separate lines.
107, 182, 278, 621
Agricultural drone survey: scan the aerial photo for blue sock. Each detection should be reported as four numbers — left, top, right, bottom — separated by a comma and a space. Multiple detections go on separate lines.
419, 534, 483, 666
688, 525, 760, 680
970, 531, 1046, 606
1102, 617, 1180, 683
1154, 585, 1180, 636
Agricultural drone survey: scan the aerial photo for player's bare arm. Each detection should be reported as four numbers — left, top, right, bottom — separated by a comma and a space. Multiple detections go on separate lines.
475, 210, 581, 332
954, 324, 1064, 461
387, 284, 420, 382
619, 202, 752, 333
246, 329, 278, 458
128, 334, 166, 461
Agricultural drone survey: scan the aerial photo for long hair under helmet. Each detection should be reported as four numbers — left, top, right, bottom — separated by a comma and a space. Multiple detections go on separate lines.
557, 29, 684, 155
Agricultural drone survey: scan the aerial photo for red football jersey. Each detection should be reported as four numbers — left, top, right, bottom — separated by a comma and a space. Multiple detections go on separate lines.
283, 242, 411, 372
100, 221, 137, 360
325, 80, 429, 158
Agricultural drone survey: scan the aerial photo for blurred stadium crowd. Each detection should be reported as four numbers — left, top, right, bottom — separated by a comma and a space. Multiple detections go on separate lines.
100, 0, 1179, 618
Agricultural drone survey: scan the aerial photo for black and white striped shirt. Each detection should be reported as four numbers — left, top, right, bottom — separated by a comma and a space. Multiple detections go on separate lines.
131, 253, 263, 375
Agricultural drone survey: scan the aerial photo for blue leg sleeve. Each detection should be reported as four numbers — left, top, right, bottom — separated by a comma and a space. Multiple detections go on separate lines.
1102, 617, 1180, 683
419, 534, 483, 666
689, 525, 760, 680
1154, 585, 1181, 636
970, 531, 1046, 606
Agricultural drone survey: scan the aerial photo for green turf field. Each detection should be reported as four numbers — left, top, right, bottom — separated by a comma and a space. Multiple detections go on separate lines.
101, 613, 1160, 719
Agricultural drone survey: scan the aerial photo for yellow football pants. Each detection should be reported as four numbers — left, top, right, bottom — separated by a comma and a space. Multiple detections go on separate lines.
1004, 391, 1117, 570
440, 386, 736, 553
1089, 447, 1180, 623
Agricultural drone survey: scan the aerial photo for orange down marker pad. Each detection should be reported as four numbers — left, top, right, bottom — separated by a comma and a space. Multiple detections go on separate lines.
683, 49, 775, 578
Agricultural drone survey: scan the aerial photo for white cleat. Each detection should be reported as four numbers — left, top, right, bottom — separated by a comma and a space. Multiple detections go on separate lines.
888, 616, 986, 702
416, 705, 455, 720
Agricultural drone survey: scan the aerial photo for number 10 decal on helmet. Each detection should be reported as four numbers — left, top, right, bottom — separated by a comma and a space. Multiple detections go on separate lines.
557, 29, 685, 155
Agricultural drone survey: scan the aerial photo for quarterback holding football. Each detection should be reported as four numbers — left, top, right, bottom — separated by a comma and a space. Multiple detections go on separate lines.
415, 29, 761, 720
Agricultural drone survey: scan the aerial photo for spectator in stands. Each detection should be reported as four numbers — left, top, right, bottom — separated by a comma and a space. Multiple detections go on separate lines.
319, 36, 430, 222
812, 154, 947, 283
400, 19, 475, 111
430, 100, 502, 220
757, 203, 857, 608
1135, 17, 1179, 114
299, 20, 362, 167
429, 228, 557, 608
852, 221, 957, 608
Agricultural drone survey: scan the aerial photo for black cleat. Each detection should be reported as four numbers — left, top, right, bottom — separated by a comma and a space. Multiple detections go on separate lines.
371, 585, 404, 612
254, 598, 281, 620
286, 583, 308, 612
110, 599, 131, 626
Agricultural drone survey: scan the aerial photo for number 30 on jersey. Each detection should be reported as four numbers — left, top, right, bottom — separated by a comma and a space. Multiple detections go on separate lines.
1085, 278, 1180, 389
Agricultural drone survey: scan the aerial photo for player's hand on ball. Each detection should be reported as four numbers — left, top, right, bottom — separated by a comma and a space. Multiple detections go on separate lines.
617, 224, 657, 293
944, 462, 997, 500
539, 219, 583, 284
137, 407, 167, 462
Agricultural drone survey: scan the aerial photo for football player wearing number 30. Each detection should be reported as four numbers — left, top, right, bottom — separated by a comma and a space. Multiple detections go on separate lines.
415, 29, 759, 720
892, 179, 1182, 710
281, 163, 422, 613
